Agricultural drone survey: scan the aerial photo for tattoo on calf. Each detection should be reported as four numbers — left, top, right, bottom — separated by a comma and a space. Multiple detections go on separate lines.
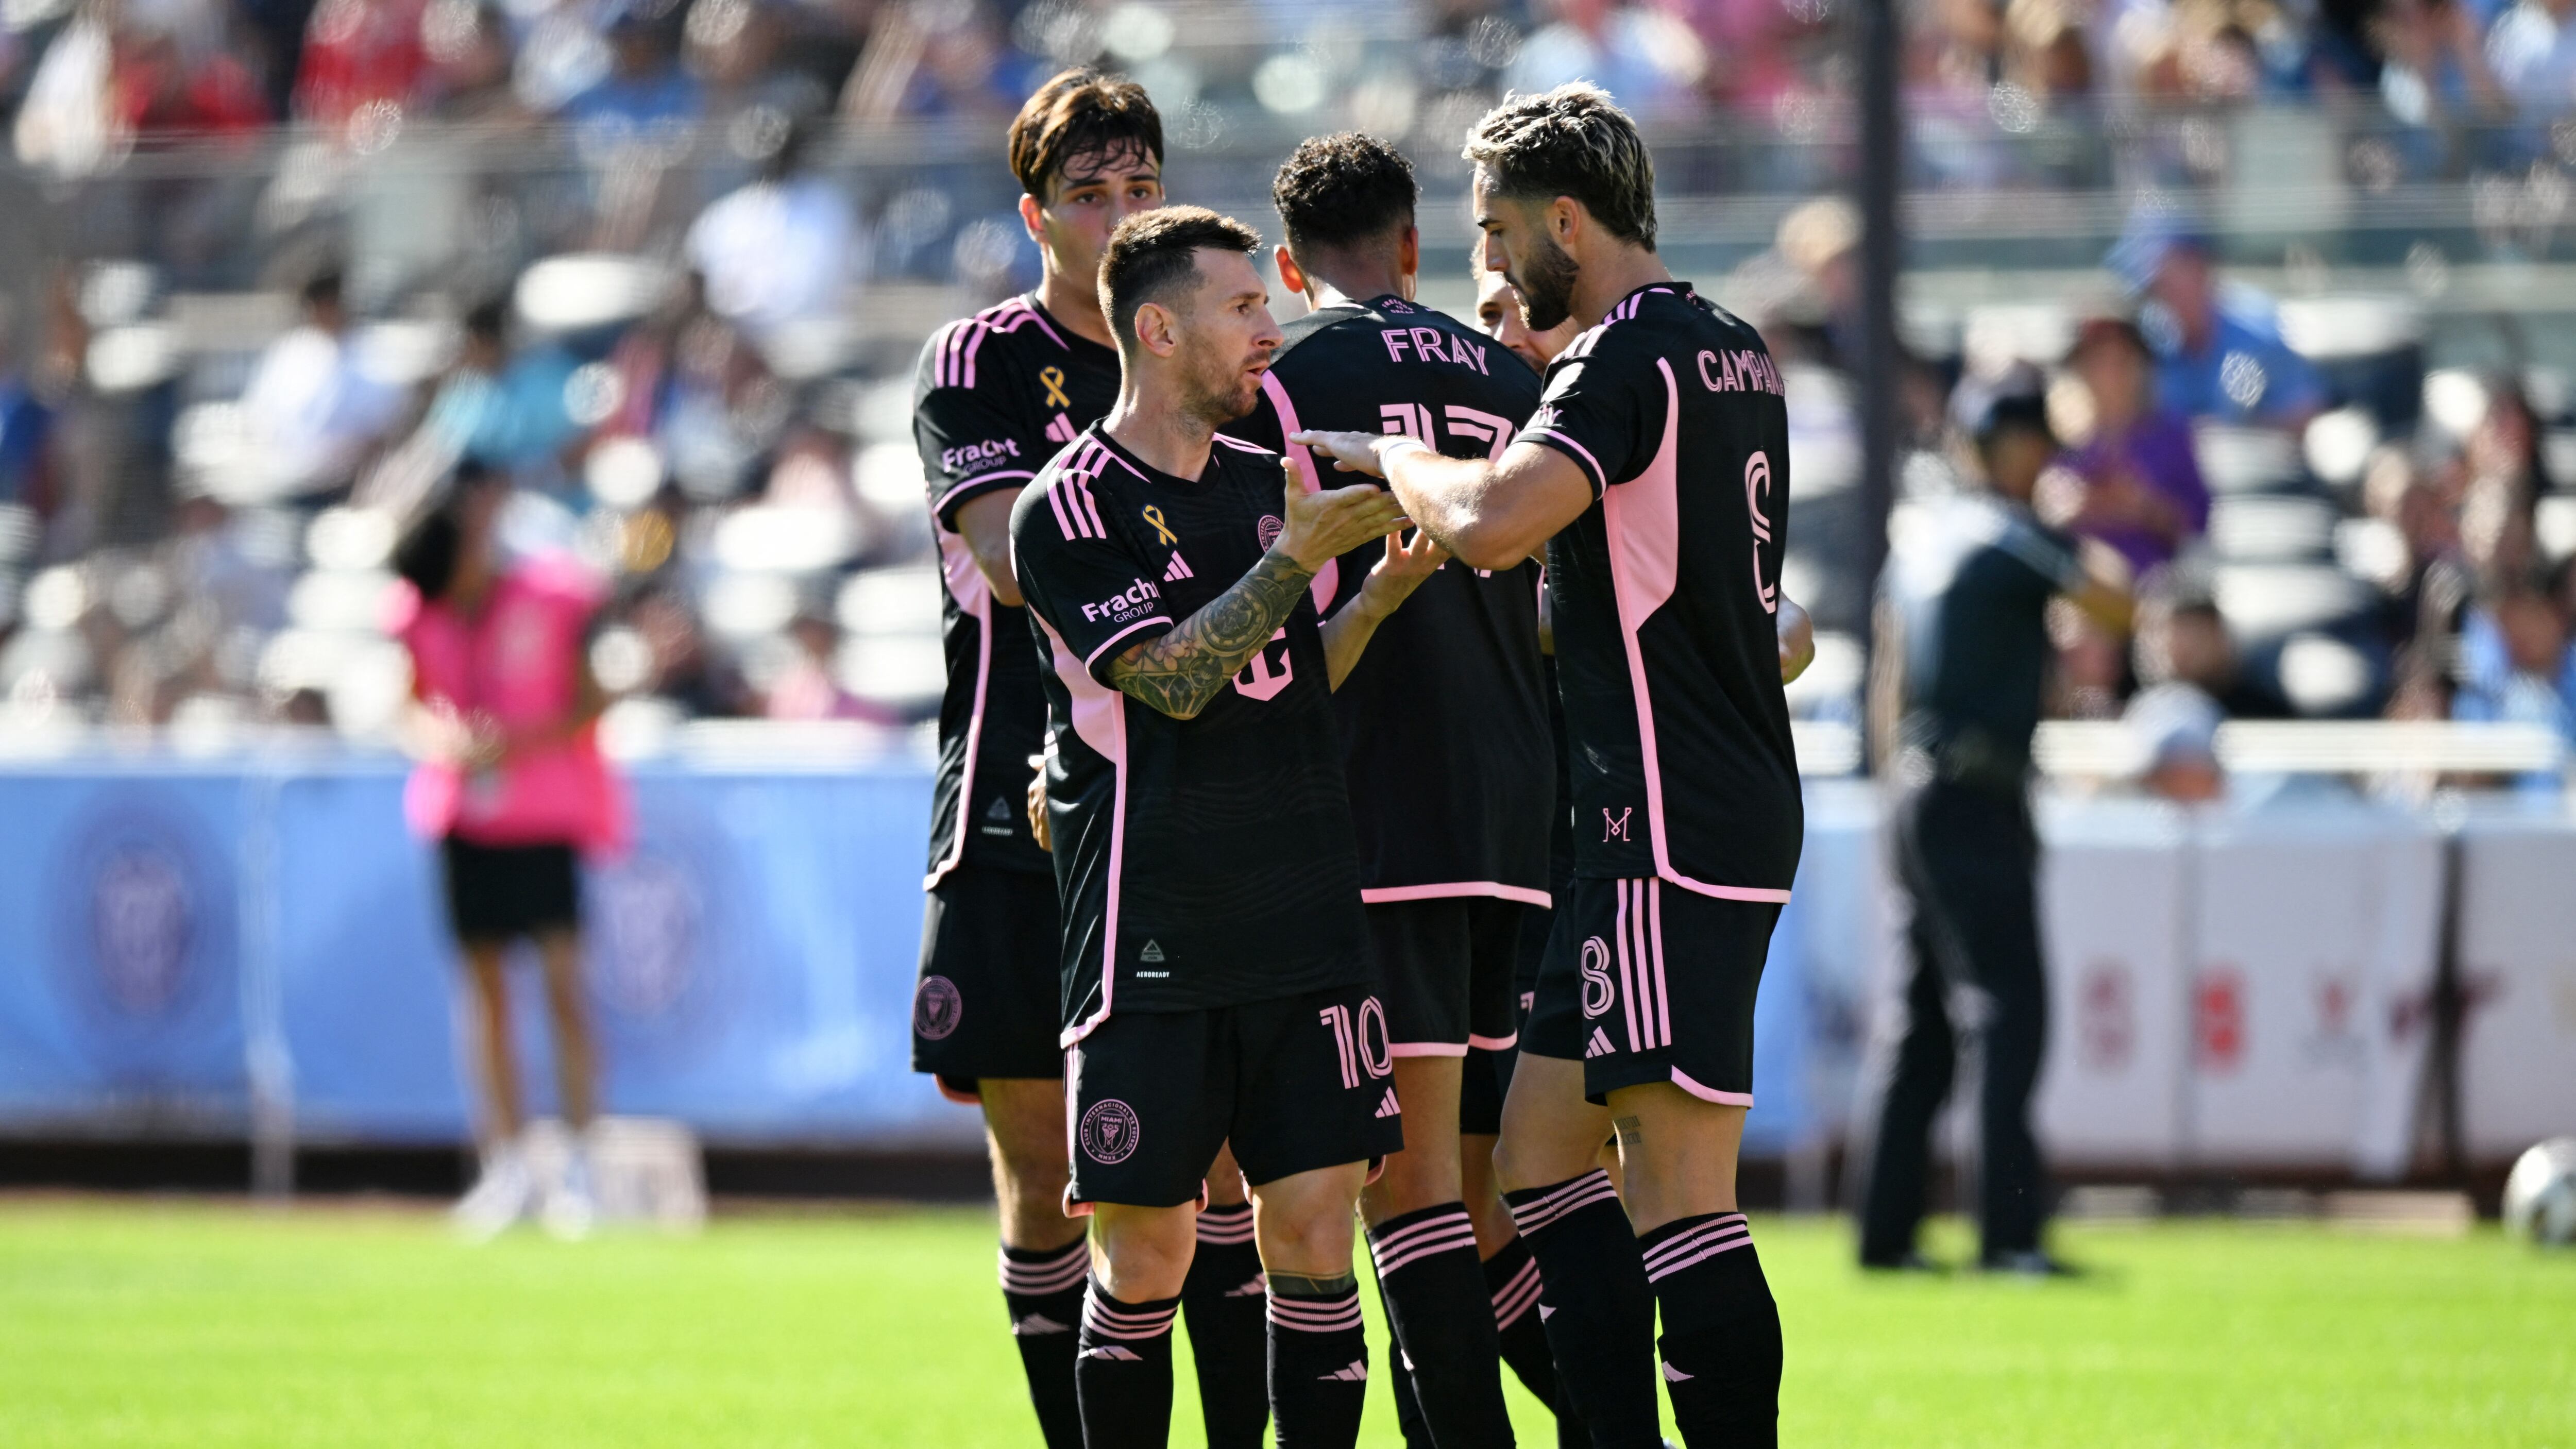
1106, 550, 1316, 719
1614, 1116, 1643, 1148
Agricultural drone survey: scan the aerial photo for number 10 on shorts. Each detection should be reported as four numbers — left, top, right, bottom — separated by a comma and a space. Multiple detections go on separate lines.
1318, 999, 1395, 1089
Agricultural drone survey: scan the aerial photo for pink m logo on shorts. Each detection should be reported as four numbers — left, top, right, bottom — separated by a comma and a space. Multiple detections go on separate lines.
1602, 807, 1633, 842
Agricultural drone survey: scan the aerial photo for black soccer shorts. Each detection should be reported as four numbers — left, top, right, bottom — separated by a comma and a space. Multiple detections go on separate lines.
1460, 892, 1553, 1135
1367, 895, 1527, 1059
1521, 876, 1782, 1106
911, 866, 1065, 1099
1064, 979, 1409, 1210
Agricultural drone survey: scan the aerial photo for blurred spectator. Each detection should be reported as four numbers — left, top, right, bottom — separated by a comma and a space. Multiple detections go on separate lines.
1506, 0, 1711, 122
412, 295, 582, 487
558, 0, 701, 130
0, 307, 57, 514
762, 607, 894, 721
239, 266, 405, 499
294, 0, 429, 138
684, 116, 862, 347
2484, 0, 2576, 121
2109, 217, 2328, 428
624, 582, 744, 714
2450, 375, 2549, 588
2366, 444, 2475, 713
2125, 672, 2227, 799
421, 0, 528, 122
2452, 564, 2576, 734
2136, 584, 2292, 717
2372, 0, 2504, 167
2056, 312, 2210, 576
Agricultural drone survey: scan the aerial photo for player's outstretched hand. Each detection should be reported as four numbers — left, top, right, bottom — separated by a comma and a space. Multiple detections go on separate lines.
1278, 459, 1406, 571
1356, 527, 1448, 620
1290, 430, 1394, 479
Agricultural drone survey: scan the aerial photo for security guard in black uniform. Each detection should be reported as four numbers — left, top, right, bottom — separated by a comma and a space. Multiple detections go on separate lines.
1858, 382, 2132, 1273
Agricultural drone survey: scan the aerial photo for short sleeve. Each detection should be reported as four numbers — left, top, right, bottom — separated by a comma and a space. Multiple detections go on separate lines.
1513, 344, 1646, 498
914, 339, 1048, 530
1996, 517, 2090, 596
1012, 475, 1175, 687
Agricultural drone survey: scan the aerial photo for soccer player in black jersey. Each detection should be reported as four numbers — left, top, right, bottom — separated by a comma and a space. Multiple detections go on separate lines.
1221, 133, 1551, 1449
909, 72, 1268, 1449
1298, 85, 1807, 1447
1012, 207, 1443, 1449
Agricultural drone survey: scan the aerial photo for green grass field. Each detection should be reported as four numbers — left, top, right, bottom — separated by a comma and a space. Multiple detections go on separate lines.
3, 1199, 2570, 1447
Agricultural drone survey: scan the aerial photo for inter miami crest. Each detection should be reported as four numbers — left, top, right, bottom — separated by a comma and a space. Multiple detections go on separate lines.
1079, 1099, 1141, 1164
913, 975, 963, 1041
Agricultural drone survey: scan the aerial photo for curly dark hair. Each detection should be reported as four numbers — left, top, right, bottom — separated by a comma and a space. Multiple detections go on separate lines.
1008, 69, 1163, 200
1097, 206, 1263, 352
1462, 83, 1657, 250
1271, 132, 1418, 255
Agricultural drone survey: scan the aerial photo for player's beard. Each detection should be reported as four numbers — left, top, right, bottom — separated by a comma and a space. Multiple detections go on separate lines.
1513, 230, 1580, 333
1177, 330, 1265, 428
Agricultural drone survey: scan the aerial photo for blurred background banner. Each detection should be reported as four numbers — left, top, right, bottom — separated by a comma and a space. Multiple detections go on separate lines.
7, 752, 2570, 1182
1, 752, 979, 1150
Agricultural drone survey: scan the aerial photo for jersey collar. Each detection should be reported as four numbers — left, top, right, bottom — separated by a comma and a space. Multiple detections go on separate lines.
1026, 293, 1120, 360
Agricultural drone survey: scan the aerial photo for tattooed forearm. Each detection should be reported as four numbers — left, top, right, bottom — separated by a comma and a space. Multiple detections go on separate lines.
1106, 549, 1316, 719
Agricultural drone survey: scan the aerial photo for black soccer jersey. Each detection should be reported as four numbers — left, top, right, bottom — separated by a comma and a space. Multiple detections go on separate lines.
1010, 425, 1371, 1041
1884, 491, 2090, 782
1226, 294, 1554, 905
913, 293, 1120, 884
1514, 281, 1804, 898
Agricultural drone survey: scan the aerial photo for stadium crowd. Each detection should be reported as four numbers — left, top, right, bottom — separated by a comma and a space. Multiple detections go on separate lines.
0, 0, 2573, 773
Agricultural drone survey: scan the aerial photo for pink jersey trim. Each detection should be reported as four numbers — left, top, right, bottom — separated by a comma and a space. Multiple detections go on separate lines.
924, 528, 995, 890
934, 469, 1036, 518
1255, 369, 1340, 613
1083, 615, 1174, 671
1360, 882, 1553, 907
1387, 1041, 1471, 1058
1660, 873, 1793, 903
1468, 1031, 1519, 1052
1668, 1067, 1754, 1107
1522, 426, 1607, 495
1040, 614, 1131, 1050
1604, 363, 1687, 890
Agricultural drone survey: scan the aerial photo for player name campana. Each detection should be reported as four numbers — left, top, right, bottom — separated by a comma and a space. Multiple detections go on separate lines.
1696, 345, 1784, 396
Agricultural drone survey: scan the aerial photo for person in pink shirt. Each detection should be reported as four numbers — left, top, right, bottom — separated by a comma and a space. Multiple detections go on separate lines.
391, 461, 625, 1239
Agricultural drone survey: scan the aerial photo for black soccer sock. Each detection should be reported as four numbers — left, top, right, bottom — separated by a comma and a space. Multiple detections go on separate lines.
1181, 1203, 1270, 1449
1265, 1273, 1369, 1448
999, 1239, 1090, 1449
1504, 1170, 1662, 1448
1367, 1254, 1436, 1449
1368, 1202, 1516, 1447
1076, 1278, 1179, 1449
1640, 1213, 1782, 1449
1485, 1235, 1589, 1448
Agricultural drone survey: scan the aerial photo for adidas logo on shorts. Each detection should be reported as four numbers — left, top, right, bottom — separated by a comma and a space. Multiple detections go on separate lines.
1080, 1345, 1143, 1362
1585, 1026, 1615, 1058
1319, 1359, 1369, 1382
1374, 1087, 1402, 1119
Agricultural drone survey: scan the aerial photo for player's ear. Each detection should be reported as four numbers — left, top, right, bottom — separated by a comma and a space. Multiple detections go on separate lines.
1018, 192, 1045, 245
1135, 299, 1178, 358
1550, 196, 1579, 246
1396, 226, 1419, 291
1274, 245, 1307, 299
